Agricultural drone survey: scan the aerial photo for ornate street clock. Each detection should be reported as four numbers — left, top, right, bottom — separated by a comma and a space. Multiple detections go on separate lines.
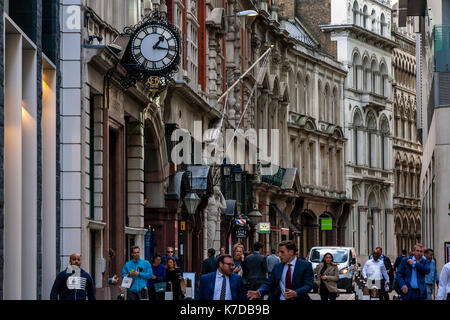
120, 10, 181, 96
130, 23, 179, 73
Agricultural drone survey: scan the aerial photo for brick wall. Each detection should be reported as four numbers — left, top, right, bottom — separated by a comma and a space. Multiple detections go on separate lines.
0, 0, 4, 301
295, 0, 337, 57
277, 0, 296, 19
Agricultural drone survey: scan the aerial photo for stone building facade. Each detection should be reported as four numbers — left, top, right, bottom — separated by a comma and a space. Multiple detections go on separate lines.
391, 7, 422, 256
228, 0, 352, 258
1, 0, 60, 299
296, 0, 397, 259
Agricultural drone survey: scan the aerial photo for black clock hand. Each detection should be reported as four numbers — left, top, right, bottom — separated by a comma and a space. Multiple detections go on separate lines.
154, 45, 168, 50
153, 36, 165, 49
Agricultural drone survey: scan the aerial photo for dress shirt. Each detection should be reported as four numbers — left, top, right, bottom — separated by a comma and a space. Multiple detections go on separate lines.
213, 270, 232, 300
362, 259, 389, 281
437, 262, 450, 300
279, 257, 297, 300
410, 256, 419, 289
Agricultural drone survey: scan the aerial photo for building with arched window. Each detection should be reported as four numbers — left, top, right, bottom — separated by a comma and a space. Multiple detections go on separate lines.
316, 0, 396, 260
392, 4, 422, 256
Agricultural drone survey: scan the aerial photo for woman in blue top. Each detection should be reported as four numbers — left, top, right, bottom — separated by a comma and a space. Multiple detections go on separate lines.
148, 254, 166, 300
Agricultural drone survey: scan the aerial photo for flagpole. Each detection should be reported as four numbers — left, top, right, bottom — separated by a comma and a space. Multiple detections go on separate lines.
216, 44, 274, 105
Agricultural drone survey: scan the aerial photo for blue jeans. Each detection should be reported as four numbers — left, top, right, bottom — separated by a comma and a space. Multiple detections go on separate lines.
402, 288, 421, 300
426, 284, 434, 300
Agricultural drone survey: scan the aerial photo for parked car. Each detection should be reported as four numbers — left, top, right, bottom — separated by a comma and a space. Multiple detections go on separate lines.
307, 246, 358, 293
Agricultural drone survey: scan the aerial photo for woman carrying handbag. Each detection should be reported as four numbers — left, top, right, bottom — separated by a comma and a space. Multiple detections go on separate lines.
314, 253, 340, 301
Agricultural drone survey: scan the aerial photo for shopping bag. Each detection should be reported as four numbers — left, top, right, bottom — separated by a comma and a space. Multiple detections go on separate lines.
121, 276, 134, 289
154, 282, 167, 293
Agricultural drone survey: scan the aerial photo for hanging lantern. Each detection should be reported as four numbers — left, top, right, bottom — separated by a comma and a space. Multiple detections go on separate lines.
184, 192, 201, 215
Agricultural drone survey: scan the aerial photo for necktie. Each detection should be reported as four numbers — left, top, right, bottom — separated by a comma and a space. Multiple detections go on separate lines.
220, 275, 226, 300
285, 264, 292, 290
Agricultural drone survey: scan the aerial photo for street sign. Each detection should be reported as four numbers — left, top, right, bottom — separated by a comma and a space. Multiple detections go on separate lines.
180, 221, 186, 231
321, 218, 333, 231
234, 226, 248, 238
257, 222, 271, 234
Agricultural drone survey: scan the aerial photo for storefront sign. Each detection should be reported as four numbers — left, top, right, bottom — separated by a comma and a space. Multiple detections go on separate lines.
257, 222, 271, 234
234, 226, 248, 238
321, 218, 333, 231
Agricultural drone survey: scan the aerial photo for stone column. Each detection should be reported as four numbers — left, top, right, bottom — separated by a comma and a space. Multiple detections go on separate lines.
127, 120, 145, 229
373, 208, 381, 251
358, 206, 368, 256
385, 209, 394, 257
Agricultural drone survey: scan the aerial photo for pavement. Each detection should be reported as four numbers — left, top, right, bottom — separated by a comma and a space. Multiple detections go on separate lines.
309, 289, 398, 300
309, 289, 354, 300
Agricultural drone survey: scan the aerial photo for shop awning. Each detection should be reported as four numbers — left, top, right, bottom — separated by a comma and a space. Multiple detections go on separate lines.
187, 165, 210, 190
224, 200, 236, 216
173, 171, 185, 199
269, 203, 301, 235
281, 168, 300, 190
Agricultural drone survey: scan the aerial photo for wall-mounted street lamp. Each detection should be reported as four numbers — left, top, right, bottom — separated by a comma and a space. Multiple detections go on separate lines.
236, 10, 259, 17
233, 164, 243, 182
247, 207, 263, 224
183, 171, 201, 215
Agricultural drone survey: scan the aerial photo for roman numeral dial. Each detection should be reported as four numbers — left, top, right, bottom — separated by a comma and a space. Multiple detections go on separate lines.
130, 22, 180, 74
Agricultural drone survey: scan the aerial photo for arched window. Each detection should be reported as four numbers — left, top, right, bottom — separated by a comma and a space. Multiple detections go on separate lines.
318, 80, 323, 120
332, 86, 339, 124
380, 117, 390, 170
380, 62, 388, 97
296, 73, 301, 113
380, 13, 386, 36
363, 5, 368, 28
371, 10, 376, 32
371, 59, 378, 93
304, 76, 309, 115
353, 109, 363, 165
362, 56, 370, 91
324, 84, 330, 123
353, 1, 360, 26
367, 113, 377, 168
353, 52, 361, 90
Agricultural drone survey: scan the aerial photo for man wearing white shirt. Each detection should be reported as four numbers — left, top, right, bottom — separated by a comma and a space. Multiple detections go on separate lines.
362, 250, 390, 300
437, 262, 450, 300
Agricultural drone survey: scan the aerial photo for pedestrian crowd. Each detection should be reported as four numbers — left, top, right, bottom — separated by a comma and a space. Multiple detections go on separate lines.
49, 241, 450, 301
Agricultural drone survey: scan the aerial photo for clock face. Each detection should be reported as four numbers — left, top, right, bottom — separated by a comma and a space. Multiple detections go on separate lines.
131, 23, 179, 73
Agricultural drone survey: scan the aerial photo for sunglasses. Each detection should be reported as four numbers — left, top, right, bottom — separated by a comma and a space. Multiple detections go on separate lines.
71, 258, 81, 261
167, 251, 173, 253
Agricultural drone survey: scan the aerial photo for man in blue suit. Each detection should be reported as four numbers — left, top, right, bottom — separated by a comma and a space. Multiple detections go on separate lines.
396, 243, 431, 300
196, 254, 247, 300
247, 240, 314, 300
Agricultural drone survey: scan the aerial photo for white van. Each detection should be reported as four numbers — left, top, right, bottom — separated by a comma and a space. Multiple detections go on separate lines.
307, 246, 358, 293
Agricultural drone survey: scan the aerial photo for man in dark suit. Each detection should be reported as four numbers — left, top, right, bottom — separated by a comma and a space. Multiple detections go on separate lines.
202, 248, 218, 274
247, 240, 313, 300
394, 249, 408, 272
376, 246, 394, 299
196, 254, 247, 300
396, 243, 431, 300
243, 242, 268, 290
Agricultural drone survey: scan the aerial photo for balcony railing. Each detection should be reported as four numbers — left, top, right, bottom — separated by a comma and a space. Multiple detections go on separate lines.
434, 25, 450, 72
361, 91, 388, 111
